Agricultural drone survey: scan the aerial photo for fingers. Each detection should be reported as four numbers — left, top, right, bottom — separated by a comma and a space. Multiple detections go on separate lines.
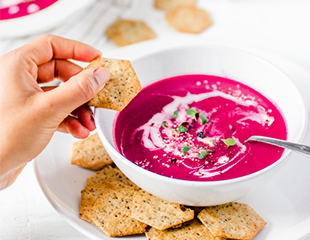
68, 104, 95, 131
37, 59, 82, 83
21, 34, 102, 66
41, 67, 110, 121
57, 115, 91, 139
56, 104, 95, 139
75, 104, 96, 131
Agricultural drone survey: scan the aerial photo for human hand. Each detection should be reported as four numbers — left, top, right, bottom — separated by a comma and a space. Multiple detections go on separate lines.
0, 35, 110, 189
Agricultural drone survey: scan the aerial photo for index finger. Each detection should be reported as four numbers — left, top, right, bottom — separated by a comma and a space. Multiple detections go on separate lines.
21, 34, 102, 66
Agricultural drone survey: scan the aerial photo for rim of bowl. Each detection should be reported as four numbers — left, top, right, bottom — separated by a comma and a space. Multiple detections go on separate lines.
96, 41, 308, 187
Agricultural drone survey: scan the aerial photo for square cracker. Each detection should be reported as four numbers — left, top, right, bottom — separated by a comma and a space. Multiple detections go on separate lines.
71, 133, 113, 170
131, 189, 194, 230
79, 180, 138, 223
86, 57, 142, 111
88, 188, 148, 237
85, 165, 135, 187
105, 19, 156, 47
154, 0, 196, 11
166, 5, 212, 34
197, 202, 267, 239
146, 219, 226, 240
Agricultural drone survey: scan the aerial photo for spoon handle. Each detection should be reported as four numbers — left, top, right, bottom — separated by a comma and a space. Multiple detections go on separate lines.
247, 136, 310, 157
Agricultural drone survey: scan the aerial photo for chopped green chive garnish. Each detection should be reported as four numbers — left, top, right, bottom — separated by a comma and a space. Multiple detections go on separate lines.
198, 151, 208, 159
212, 141, 217, 146
161, 121, 178, 135
199, 113, 208, 124
172, 110, 178, 119
221, 138, 236, 147
161, 121, 168, 129
176, 126, 187, 133
182, 146, 190, 153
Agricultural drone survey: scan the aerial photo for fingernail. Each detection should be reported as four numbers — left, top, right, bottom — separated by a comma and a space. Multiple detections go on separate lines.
93, 67, 110, 86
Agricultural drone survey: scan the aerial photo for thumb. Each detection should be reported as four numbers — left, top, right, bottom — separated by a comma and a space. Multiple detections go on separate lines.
44, 67, 109, 119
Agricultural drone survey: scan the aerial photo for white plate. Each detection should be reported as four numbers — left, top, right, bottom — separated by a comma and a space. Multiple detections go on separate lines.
34, 38, 310, 240
0, 0, 95, 38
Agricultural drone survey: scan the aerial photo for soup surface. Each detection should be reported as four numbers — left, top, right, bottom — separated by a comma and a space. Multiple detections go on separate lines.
114, 74, 287, 181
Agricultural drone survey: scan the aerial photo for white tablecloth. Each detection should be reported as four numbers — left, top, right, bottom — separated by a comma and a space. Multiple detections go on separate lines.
1, 0, 310, 239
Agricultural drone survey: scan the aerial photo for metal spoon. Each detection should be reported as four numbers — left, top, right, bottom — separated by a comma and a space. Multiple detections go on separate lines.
246, 135, 310, 157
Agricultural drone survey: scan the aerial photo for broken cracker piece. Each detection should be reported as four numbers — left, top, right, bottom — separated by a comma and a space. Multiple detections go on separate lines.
166, 5, 212, 34
197, 202, 267, 240
71, 133, 112, 170
131, 189, 194, 230
88, 188, 148, 237
154, 0, 196, 11
86, 57, 142, 111
105, 19, 156, 47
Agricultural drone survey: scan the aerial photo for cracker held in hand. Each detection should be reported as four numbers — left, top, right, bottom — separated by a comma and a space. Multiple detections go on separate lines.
146, 219, 226, 240
105, 19, 156, 47
88, 188, 148, 237
197, 202, 267, 239
131, 189, 194, 230
86, 57, 142, 111
154, 0, 196, 11
85, 165, 135, 187
71, 133, 113, 170
166, 5, 212, 34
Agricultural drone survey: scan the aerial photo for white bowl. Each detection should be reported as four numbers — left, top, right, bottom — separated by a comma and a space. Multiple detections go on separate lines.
95, 43, 307, 206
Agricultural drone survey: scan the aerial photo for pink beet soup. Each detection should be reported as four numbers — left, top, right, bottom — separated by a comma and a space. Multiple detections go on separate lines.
113, 74, 287, 181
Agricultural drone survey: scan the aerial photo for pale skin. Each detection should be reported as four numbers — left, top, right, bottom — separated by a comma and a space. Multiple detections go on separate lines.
0, 35, 110, 190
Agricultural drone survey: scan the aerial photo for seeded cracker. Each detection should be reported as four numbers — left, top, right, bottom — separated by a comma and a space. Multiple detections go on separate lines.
154, 0, 196, 11
71, 133, 113, 170
86, 57, 142, 111
88, 188, 148, 237
131, 189, 194, 230
79, 180, 138, 223
79, 182, 110, 223
105, 19, 156, 47
197, 202, 267, 239
145, 227, 162, 240
85, 165, 134, 187
166, 5, 212, 34
150, 219, 226, 240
